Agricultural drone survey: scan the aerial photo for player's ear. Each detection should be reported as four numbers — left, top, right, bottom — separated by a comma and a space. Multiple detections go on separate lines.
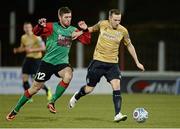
108, 15, 112, 21
58, 15, 61, 21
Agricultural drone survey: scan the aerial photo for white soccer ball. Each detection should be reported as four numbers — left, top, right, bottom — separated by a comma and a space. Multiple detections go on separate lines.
133, 107, 148, 123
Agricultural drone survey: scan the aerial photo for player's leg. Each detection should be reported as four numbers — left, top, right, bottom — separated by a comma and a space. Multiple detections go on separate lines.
110, 79, 127, 122
6, 81, 45, 121
22, 58, 34, 103
32, 59, 52, 101
29, 59, 52, 100
22, 58, 31, 90
42, 84, 52, 101
22, 74, 30, 90
69, 85, 94, 109
6, 61, 52, 121
69, 60, 103, 108
23, 74, 34, 103
105, 64, 127, 122
48, 66, 72, 113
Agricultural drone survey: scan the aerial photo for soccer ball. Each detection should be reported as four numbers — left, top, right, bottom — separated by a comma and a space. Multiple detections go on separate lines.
133, 108, 148, 123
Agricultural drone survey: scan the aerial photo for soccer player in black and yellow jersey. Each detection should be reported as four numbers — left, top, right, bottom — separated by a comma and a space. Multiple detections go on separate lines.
13, 22, 52, 102
69, 9, 145, 122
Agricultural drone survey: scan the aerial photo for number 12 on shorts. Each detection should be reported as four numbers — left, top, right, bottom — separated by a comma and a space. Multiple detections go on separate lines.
36, 72, 46, 80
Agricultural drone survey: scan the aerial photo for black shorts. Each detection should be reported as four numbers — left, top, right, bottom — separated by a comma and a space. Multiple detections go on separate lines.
34, 61, 72, 82
22, 57, 40, 75
86, 60, 121, 87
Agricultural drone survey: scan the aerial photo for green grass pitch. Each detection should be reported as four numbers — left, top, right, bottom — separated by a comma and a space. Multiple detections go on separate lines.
0, 94, 180, 128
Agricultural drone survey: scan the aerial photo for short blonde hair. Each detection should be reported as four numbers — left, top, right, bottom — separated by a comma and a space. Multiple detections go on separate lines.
109, 9, 121, 16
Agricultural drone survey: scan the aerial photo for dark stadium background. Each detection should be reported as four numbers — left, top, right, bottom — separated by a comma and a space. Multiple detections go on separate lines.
0, 0, 179, 71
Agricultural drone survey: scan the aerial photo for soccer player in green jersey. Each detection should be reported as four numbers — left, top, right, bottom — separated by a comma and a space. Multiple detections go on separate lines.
13, 22, 52, 102
6, 6, 91, 121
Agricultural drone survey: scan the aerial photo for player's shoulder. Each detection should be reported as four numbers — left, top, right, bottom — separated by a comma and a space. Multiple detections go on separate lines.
99, 20, 109, 26
52, 22, 58, 27
47, 22, 53, 26
21, 34, 27, 39
66, 26, 77, 33
117, 24, 128, 33
35, 35, 42, 40
69, 25, 77, 29
51, 22, 60, 28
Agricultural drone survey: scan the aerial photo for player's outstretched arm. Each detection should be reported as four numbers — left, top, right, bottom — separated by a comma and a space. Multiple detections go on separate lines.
13, 47, 25, 54
127, 43, 145, 71
76, 20, 100, 34
72, 21, 89, 40
72, 21, 91, 45
13, 42, 26, 54
33, 18, 53, 39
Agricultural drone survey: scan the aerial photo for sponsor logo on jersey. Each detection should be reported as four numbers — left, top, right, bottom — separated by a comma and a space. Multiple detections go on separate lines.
57, 34, 72, 47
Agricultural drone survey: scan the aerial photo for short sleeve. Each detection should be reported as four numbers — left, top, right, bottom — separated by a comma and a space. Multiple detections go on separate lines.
122, 29, 131, 46
37, 36, 43, 45
91, 21, 101, 32
36, 36, 45, 48
20, 36, 25, 47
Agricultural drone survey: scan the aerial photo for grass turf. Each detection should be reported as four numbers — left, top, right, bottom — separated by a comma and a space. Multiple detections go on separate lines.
0, 94, 180, 128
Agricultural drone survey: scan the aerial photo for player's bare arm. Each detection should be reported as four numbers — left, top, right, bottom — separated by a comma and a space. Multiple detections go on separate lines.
75, 21, 100, 34
126, 43, 145, 71
25, 47, 45, 53
88, 21, 101, 33
13, 46, 26, 54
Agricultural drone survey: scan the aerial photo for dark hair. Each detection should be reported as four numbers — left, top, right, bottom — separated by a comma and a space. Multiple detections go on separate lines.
109, 9, 121, 16
58, 7, 72, 16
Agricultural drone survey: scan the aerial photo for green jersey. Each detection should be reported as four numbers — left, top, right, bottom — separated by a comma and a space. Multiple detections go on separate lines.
42, 22, 77, 65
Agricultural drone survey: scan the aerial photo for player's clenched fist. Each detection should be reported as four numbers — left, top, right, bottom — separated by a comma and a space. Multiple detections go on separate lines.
78, 21, 88, 30
38, 18, 47, 27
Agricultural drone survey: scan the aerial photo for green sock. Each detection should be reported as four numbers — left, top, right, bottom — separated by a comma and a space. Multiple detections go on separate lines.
50, 85, 66, 103
14, 94, 30, 112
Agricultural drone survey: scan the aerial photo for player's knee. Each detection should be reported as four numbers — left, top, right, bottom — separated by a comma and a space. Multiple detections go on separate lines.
110, 79, 121, 90
63, 72, 73, 83
22, 76, 29, 82
30, 81, 44, 93
22, 79, 28, 83
112, 85, 120, 91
